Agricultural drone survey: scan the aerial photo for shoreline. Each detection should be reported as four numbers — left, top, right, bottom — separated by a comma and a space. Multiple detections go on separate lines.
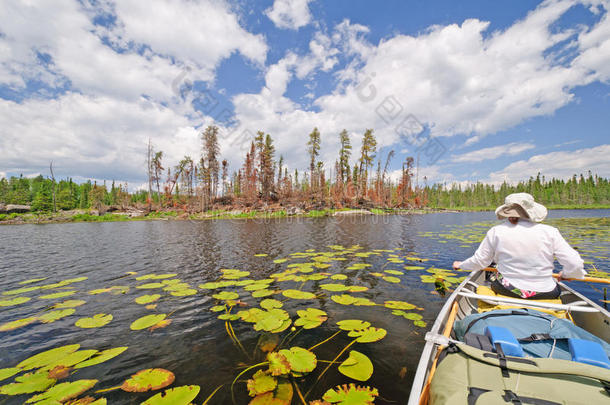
1, 204, 608, 226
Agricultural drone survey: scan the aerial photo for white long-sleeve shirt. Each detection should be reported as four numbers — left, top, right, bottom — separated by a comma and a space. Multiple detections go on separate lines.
460, 220, 585, 292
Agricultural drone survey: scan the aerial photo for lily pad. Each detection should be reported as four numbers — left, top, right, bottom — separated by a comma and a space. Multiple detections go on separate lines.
170, 289, 197, 297
277, 347, 317, 373
136, 274, 177, 280
331, 295, 376, 306
141, 385, 200, 405
294, 308, 328, 329
17, 344, 80, 370
221, 269, 251, 279
282, 290, 316, 299
0, 296, 31, 307
43, 350, 98, 370
331, 274, 348, 280
267, 352, 291, 376
53, 300, 87, 309
38, 309, 76, 324
213, 291, 239, 301
136, 294, 161, 304
247, 370, 277, 396
322, 383, 378, 404
336, 320, 371, 331
26, 379, 98, 403
382, 276, 401, 283
249, 379, 293, 405
74, 347, 128, 369
19, 277, 47, 285
348, 327, 387, 343
260, 299, 283, 310
137, 283, 165, 289
39, 291, 76, 299
75, 314, 113, 328
0, 371, 55, 395
0, 367, 20, 382
130, 314, 167, 331
404, 265, 425, 270
0, 317, 35, 332
198, 281, 235, 289
253, 309, 290, 333
384, 270, 404, 275
121, 368, 175, 392
2, 286, 41, 296
384, 301, 416, 310
252, 289, 276, 298
338, 351, 373, 381
320, 283, 350, 292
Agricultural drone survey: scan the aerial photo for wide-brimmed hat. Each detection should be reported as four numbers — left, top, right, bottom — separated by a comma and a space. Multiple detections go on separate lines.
495, 192, 547, 222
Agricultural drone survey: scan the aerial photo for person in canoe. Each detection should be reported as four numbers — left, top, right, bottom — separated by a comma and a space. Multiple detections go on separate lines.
452, 193, 585, 299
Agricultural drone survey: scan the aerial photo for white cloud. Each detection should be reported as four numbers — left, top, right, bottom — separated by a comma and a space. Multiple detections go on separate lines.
265, 0, 313, 30
0, 0, 267, 102
487, 144, 610, 185
452, 142, 535, 163
0, 93, 203, 183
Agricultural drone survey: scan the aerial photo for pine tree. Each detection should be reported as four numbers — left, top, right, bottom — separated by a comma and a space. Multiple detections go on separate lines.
307, 127, 321, 190
338, 129, 351, 184
358, 129, 377, 193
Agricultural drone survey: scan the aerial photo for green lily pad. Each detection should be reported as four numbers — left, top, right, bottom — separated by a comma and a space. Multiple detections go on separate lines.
348, 286, 369, 293
137, 283, 165, 289
348, 327, 387, 343
218, 313, 241, 321
121, 368, 175, 392
404, 265, 425, 270
141, 385, 200, 405
336, 320, 371, 331
273, 259, 288, 264
43, 349, 98, 370
294, 308, 328, 329
320, 283, 350, 292
136, 294, 161, 304
254, 309, 291, 332
267, 352, 291, 376
74, 347, 128, 369
212, 291, 239, 301
0, 317, 35, 332
249, 379, 293, 405
384, 301, 416, 310
254, 254, 268, 257
39, 291, 76, 299
282, 290, 316, 299
171, 289, 197, 297
136, 274, 177, 281
17, 344, 80, 370
0, 367, 20, 382
260, 299, 283, 310
245, 283, 272, 291
130, 314, 167, 331
252, 289, 276, 298
331, 295, 376, 306
210, 305, 225, 312
384, 270, 404, 275
238, 308, 265, 323
0, 371, 55, 395
322, 383, 379, 404
53, 300, 86, 309
392, 311, 422, 321
198, 281, 235, 289
247, 369, 277, 396
331, 274, 348, 280
2, 286, 42, 296
382, 276, 401, 283
338, 350, 373, 381
25, 379, 97, 403
278, 347, 317, 374
38, 309, 76, 324
221, 269, 251, 279
414, 320, 428, 328
75, 314, 113, 328
0, 296, 31, 307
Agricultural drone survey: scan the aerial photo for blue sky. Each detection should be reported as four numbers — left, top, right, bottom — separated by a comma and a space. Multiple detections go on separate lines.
0, 0, 609, 188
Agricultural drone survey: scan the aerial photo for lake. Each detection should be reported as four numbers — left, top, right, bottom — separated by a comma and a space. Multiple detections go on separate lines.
0, 210, 608, 404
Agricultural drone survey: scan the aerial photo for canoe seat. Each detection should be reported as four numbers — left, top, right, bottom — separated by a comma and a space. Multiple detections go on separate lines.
476, 285, 569, 319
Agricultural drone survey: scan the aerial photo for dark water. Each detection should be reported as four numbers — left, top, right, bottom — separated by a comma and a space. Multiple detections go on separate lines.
0, 210, 608, 404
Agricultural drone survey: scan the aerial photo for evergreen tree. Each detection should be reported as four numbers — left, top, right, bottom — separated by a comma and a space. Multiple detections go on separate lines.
338, 129, 352, 183
307, 127, 321, 190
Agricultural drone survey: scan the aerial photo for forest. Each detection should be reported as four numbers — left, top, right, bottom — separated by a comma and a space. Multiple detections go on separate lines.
1, 125, 609, 214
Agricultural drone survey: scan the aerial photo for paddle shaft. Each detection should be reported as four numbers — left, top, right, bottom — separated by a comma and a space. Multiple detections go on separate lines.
479, 267, 610, 285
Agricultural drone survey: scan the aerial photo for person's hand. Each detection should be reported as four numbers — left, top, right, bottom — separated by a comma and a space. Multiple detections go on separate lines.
452, 261, 462, 270
557, 271, 566, 281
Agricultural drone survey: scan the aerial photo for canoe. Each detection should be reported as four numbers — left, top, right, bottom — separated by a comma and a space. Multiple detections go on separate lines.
407, 269, 610, 405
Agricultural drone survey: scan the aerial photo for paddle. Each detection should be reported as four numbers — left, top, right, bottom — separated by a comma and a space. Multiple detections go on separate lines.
480, 267, 610, 285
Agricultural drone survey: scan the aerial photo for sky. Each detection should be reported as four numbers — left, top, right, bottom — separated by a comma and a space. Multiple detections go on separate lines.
1, 0, 609, 189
